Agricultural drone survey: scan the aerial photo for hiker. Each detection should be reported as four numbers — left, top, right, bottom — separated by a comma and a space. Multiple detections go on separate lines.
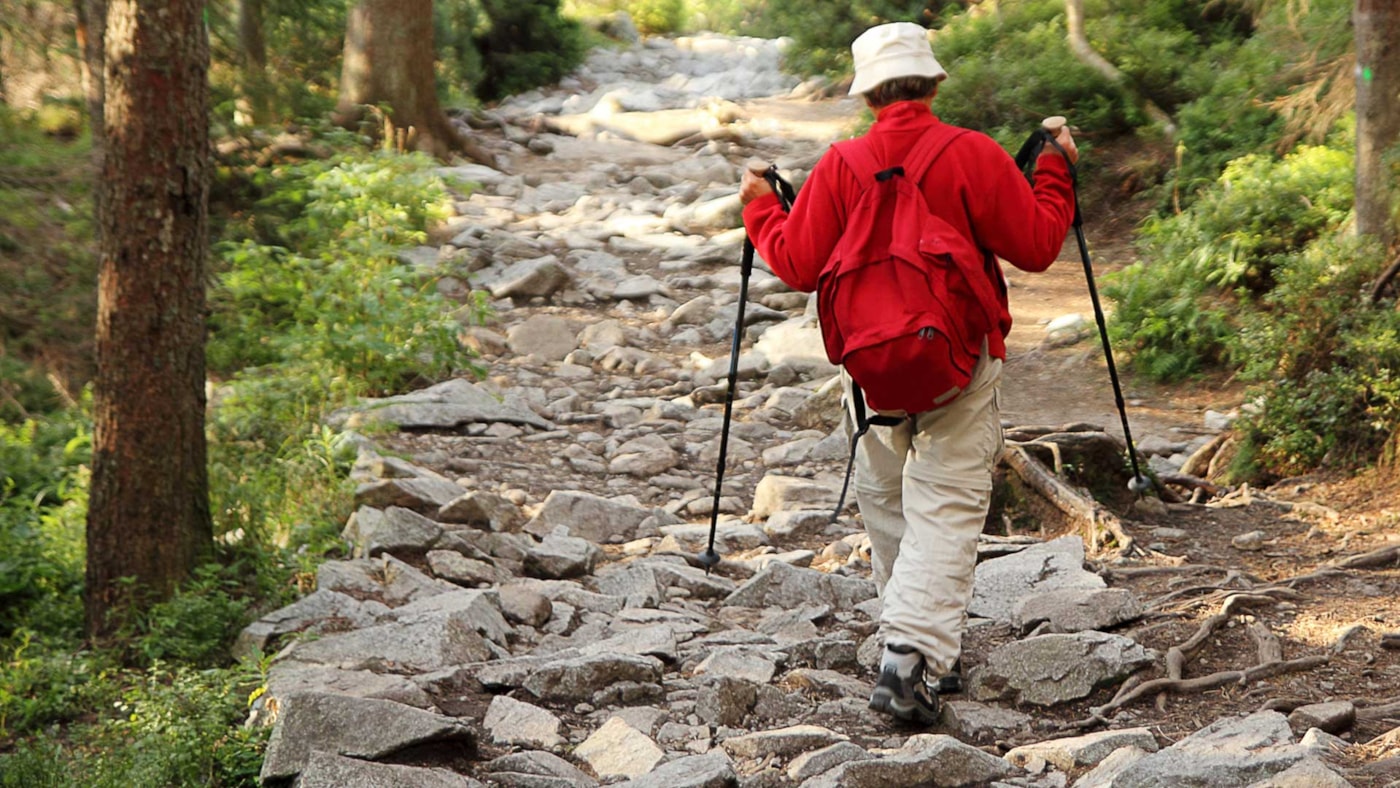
738, 21, 1078, 724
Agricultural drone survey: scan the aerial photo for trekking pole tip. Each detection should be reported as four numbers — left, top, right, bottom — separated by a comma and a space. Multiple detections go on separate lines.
1128, 474, 1154, 495
697, 546, 721, 575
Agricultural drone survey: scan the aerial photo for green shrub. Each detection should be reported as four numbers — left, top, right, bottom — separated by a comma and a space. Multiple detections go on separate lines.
1106, 140, 1354, 382
0, 660, 270, 788
754, 0, 943, 78
932, 6, 1132, 141
208, 148, 481, 439
684, 0, 760, 33
0, 416, 89, 641
1232, 234, 1396, 479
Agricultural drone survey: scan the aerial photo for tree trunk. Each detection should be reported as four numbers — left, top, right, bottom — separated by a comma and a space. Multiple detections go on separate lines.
85, 0, 213, 639
1355, 0, 1400, 246
235, 0, 273, 126
1064, 0, 1175, 136
335, 0, 493, 164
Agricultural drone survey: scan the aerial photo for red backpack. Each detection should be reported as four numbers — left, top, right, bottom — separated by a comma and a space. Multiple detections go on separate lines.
817, 124, 1003, 416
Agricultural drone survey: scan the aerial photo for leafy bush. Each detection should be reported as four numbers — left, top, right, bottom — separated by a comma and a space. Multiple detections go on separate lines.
0, 660, 269, 788
0, 416, 89, 642
931, 5, 1132, 142
755, 0, 943, 78
1106, 141, 1354, 381
1231, 235, 1397, 479
208, 148, 480, 443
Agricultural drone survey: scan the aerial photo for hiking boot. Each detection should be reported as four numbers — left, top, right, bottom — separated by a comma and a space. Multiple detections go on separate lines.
937, 657, 963, 695
868, 644, 941, 725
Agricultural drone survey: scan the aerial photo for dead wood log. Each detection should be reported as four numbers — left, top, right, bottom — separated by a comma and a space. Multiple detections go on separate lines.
1180, 432, 1230, 478
1003, 444, 1140, 557
1331, 544, 1400, 570
1357, 701, 1400, 726
1155, 471, 1226, 497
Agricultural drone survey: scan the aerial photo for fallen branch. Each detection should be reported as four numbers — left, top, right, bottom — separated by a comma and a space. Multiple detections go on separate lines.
1155, 471, 1226, 497
1003, 445, 1141, 557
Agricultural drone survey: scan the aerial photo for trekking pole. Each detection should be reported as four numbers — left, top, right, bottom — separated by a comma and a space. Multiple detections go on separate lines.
698, 163, 796, 573
1016, 117, 1152, 496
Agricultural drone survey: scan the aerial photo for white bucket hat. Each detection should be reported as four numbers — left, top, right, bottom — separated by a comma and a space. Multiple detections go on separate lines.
849, 22, 947, 97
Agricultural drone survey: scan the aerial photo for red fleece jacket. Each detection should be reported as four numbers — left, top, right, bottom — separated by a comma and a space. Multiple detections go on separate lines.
741, 101, 1076, 362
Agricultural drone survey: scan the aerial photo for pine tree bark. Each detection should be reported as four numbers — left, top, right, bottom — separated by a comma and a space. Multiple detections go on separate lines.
85, 0, 213, 638
1355, 0, 1400, 246
335, 0, 493, 164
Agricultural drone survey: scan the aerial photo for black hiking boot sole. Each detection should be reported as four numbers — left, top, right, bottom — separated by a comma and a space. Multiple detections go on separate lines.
868, 684, 941, 725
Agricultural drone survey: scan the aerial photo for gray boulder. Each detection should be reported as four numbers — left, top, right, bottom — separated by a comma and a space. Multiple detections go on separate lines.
1111, 711, 1325, 787
725, 561, 877, 609
326, 378, 551, 432
297, 751, 484, 788
1012, 587, 1145, 635
968, 632, 1156, 706
970, 536, 1105, 623
259, 693, 472, 782
798, 734, 1018, 787
523, 490, 664, 544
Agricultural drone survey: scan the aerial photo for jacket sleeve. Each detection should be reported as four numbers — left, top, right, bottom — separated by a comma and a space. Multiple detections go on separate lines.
966, 140, 1076, 273
741, 149, 851, 293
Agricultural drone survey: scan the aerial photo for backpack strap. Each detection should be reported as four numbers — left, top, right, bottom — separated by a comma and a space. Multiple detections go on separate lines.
902, 123, 968, 185
829, 381, 905, 524
833, 124, 968, 188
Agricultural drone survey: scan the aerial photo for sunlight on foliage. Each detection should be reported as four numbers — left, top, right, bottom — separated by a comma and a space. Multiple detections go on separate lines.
208, 148, 486, 447
1107, 139, 1355, 382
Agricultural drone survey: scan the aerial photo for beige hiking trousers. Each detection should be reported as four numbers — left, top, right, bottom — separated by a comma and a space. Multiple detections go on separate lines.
845, 346, 1004, 676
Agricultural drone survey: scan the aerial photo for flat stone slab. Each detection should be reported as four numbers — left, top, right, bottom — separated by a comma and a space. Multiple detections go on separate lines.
724, 561, 877, 609
798, 734, 1018, 787
968, 632, 1157, 707
970, 536, 1105, 623
484, 695, 565, 749
260, 693, 473, 782
327, 378, 553, 431
234, 589, 385, 659
521, 652, 665, 703
1006, 727, 1159, 771
1110, 711, 1325, 787
721, 724, 848, 760
523, 490, 664, 544
259, 663, 434, 722
280, 612, 495, 675
297, 751, 484, 788
615, 752, 737, 788
1012, 587, 1145, 635
575, 717, 665, 780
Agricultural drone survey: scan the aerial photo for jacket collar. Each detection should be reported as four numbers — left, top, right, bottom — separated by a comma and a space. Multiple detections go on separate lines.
872, 100, 941, 131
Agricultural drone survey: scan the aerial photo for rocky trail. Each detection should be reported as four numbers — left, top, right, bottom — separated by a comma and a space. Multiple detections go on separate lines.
242, 32, 1400, 788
